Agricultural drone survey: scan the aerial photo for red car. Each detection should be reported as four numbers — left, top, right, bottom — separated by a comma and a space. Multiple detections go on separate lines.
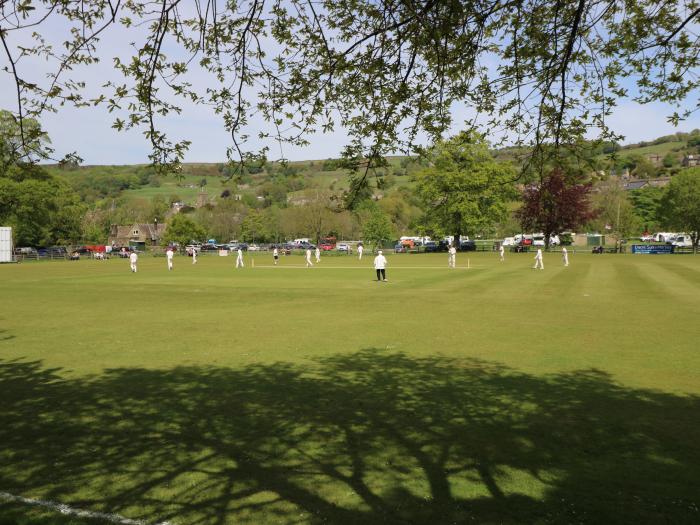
320, 242, 335, 251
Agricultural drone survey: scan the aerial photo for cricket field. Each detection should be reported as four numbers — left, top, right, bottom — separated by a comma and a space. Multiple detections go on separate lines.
1, 252, 699, 524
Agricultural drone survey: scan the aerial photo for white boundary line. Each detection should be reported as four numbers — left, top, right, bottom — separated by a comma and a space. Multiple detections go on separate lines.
0, 491, 173, 525
251, 265, 482, 269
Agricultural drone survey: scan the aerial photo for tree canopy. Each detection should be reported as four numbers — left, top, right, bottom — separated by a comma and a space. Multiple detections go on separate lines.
416, 132, 516, 243
2, 0, 700, 182
516, 169, 596, 248
659, 169, 700, 252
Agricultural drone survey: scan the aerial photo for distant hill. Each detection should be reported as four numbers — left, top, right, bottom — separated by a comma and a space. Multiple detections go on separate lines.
44, 130, 700, 206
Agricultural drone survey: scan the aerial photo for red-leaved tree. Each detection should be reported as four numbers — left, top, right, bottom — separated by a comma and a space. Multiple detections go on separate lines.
516, 169, 596, 248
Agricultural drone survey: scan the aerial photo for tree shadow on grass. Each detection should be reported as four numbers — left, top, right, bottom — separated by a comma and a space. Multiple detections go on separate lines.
1, 350, 698, 525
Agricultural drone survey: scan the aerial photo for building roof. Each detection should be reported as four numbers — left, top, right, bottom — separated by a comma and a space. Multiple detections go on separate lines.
624, 180, 649, 190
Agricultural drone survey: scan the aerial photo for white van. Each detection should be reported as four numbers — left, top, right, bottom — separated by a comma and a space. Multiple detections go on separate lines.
654, 232, 675, 243
672, 235, 693, 248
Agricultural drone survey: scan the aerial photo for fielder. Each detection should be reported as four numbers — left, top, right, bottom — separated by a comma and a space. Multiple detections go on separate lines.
166, 247, 174, 271
374, 250, 387, 281
499, 244, 505, 262
315, 246, 321, 263
305, 248, 314, 267
448, 245, 457, 268
236, 247, 244, 268
533, 248, 544, 270
273, 247, 279, 265
562, 247, 569, 267
129, 251, 138, 273
358, 244, 364, 260
192, 248, 197, 264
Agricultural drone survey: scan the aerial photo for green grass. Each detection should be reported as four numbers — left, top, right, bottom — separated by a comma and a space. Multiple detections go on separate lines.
1, 253, 699, 524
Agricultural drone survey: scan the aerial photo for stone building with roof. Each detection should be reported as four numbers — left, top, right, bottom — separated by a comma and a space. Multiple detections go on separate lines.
108, 222, 167, 247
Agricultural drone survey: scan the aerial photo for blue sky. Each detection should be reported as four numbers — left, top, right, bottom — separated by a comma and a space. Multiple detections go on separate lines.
2, 8, 700, 165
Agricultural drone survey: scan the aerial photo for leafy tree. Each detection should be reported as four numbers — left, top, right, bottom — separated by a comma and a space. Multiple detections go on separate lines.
299, 190, 336, 244
628, 187, 664, 231
659, 169, 700, 252
592, 179, 641, 243
632, 155, 658, 179
0, 167, 84, 246
150, 196, 170, 223
163, 214, 206, 247
663, 153, 678, 169
416, 133, 516, 245
361, 207, 395, 251
516, 169, 596, 249
239, 209, 271, 242
0, 110, 50, 170
3, 2, 700, 184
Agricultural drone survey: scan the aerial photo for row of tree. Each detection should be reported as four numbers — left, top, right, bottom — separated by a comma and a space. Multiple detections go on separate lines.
2, 113, 700, 252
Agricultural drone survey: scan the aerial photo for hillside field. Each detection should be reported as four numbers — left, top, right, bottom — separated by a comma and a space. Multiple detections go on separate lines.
1, 252, 699, 524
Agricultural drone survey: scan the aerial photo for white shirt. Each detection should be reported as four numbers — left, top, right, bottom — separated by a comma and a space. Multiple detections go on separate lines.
358, 245, 363, 253
373, 254, 387, 269
562, 248, 568, 255
306, 249, 312, 258
535, 249, 542, 259
237, 249, 243, 258
273, 249, 279, 256
449, 247, 456, 256
166, 249, 174, 260
129, 252, 138, 263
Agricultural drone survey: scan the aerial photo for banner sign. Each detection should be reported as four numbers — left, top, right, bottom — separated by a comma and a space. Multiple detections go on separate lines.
631, 244, 674, 254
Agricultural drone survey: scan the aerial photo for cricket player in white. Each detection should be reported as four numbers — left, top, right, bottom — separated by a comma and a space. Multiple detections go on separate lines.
562, 247, 569, 267
315, 247, 321, 263
499, 244, 505, 262
533, 248, 544, 270
448, 245, 456, 268
273, 247, 279, 265
374, 250, 387, 281
305, 248, 314, 267
192, 248, 197, 264
166, 247, 174, 271
358, 244, 364, 260
129, 251, 138, 272
236, 248, 244, 268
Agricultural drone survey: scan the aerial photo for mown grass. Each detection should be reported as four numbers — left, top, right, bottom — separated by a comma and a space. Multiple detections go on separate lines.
1, 252, 699, 524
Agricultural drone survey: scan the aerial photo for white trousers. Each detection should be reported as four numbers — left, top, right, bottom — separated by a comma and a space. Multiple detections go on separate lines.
130, 263, 137, 272
236, 256, 244, 268
533, 258, 544, 269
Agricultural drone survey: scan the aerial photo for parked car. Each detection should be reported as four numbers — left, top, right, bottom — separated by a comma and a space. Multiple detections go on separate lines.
459, 240, 476, 251
423, 241, 439, 252
200, 243, 219, 251
248, 244, 261, 251
394, 243, 406, 253
640, 234, 655, 242
337, 243, 350, 252
502, 237, 516, 246
320, 241, 335, 251
532, 235, 546, 246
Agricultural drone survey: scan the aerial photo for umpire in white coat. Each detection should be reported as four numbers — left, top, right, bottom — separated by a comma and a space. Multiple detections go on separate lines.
374, 250, 387, 281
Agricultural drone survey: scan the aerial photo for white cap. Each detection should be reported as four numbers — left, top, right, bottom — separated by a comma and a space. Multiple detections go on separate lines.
378, 250, 383, 255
